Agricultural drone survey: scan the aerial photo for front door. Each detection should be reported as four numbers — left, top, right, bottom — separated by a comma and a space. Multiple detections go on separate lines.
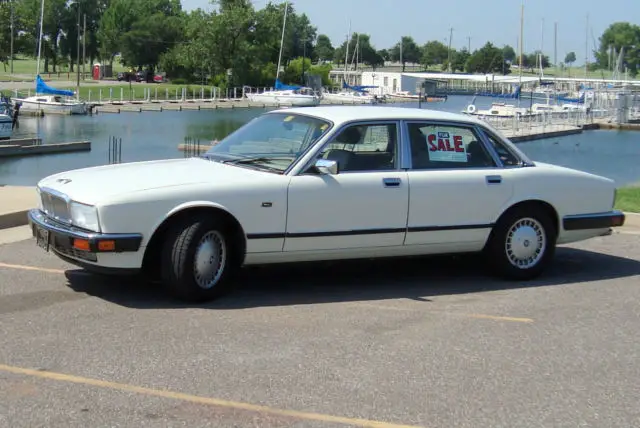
285, 121, 409, 252
404, 121, 514, 249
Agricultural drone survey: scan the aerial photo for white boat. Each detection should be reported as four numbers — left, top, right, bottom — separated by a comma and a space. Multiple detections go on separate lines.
0, 100, 13, 140
322, 90, 376, 104
13, 94, 88, 115
246, 89, 320, 106
464, 102, 529, 118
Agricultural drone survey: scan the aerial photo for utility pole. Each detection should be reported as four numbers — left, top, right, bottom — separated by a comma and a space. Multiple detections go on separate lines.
539, 18, 544, 70
519, 2, 524, 82
585, 13, 589, 78
83, 13, 86, 80
467, 36, 471, 52
10, 0, 14, 74
447, 27, 453, 72
554, 22, 558, 67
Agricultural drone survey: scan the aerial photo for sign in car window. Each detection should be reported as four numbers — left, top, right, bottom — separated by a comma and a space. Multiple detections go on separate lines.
420, 126, 474, 163
425, 130, 467, 162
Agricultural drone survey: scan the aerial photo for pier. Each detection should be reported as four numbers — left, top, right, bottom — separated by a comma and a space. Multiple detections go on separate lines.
91, 97, 413, 114
0, 138, 91, 158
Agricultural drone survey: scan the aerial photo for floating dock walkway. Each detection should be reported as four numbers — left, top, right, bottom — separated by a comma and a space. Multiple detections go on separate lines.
0, 137, 91, 158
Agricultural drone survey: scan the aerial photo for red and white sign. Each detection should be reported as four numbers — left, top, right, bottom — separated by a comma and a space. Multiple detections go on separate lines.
427, 131, 467, 162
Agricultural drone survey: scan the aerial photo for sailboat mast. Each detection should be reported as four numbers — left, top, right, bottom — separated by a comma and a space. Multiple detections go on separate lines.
518, 1, 523, 107
344, 21, 350, 86
36, 0, 45, 77
275, 1, 288, 81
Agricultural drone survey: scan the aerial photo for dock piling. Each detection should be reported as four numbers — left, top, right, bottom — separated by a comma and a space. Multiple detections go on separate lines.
108, 136, 122, 164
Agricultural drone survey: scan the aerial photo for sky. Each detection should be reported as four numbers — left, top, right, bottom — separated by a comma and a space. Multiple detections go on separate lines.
181, 0, 636, 65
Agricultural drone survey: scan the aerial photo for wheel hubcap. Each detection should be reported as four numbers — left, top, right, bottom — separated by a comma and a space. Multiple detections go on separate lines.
193, 231, 226, 289
505, 217, 546, 269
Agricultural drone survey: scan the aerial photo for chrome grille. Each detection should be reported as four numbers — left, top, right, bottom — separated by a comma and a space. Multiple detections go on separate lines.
40, 189, 71, 224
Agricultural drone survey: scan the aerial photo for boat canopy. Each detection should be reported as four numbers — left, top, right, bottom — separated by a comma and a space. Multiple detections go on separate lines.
342, 81, 377, 93
475, 84, 521, 99
35, 75, 75, 97
274, 79, 301, 91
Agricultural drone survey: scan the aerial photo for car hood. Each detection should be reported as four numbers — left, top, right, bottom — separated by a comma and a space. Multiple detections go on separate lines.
37, 158, 278, 205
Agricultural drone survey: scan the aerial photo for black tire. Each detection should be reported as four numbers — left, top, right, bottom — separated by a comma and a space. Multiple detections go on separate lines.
485, 205, 557, 280
160, 214, 240, 302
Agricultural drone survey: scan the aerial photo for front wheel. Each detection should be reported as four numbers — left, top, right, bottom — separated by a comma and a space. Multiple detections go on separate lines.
485, 206, 557, 280
161, 215, 239, 302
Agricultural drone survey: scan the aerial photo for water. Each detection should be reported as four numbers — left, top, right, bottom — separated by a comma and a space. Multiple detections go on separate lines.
1, 96, 639, 187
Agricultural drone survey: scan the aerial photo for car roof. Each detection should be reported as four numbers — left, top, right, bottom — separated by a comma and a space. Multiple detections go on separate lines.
268, 105, 487, 127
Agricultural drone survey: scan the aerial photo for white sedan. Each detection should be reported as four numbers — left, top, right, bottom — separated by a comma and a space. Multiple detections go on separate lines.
28, 106, 626, 301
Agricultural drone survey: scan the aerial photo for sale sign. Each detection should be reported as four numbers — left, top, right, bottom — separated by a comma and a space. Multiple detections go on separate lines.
426, 131, 467, 162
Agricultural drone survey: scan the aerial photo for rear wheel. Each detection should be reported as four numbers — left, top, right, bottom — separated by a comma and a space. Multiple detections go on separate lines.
485, 206, 557, 280
161, 215, 239, 302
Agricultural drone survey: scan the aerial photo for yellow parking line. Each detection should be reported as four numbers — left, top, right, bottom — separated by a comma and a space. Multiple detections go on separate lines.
355, 303, 533, 323
462, 313, 534, 323
0, 364, 424, 428
0, 262, 66, 275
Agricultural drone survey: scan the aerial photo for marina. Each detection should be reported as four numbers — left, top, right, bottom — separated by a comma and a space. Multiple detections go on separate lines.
1, 94, 637, 188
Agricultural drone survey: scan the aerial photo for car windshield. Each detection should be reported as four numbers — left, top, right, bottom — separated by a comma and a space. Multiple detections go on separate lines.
203, 112, 332, 173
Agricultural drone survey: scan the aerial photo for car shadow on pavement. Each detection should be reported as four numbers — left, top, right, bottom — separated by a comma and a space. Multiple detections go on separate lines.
62, 246, 640, 310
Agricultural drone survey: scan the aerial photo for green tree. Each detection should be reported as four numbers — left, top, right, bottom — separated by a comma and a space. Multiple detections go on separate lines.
420, 40, 449, 68
315, 34, 334, 62
595, 22, 640, 76
390, 36, 420, 71
564, 51, 577, 66
465, 42, 511, 74
502, 45, 516, 63
333, 32, 383, 69
17, 0, 68, 72
0, 2, 11, 70
448, 48, 470, 72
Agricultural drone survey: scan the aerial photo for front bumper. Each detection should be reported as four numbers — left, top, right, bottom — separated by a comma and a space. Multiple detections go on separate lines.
563, 210, 626, 231
27, 209, 143, 265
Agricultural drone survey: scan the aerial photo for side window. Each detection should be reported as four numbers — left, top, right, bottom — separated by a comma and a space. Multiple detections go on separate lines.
407, 123, 496, 169
317, 123, 398, 172
483, 132, 521, 166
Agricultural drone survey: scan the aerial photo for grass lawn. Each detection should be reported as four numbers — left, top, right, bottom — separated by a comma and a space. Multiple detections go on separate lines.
615, 187, 640, 213
0, 56, 127, 79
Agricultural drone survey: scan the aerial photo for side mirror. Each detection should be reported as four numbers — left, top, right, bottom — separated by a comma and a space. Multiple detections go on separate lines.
314, 159, 338, 175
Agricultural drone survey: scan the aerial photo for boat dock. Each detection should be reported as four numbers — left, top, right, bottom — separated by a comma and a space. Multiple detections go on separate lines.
0, 137, 91, 158
91, 97, 413, 114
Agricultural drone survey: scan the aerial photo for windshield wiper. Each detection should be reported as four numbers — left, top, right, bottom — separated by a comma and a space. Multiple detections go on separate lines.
223, 156, 292, 172
224, 156, 292, 165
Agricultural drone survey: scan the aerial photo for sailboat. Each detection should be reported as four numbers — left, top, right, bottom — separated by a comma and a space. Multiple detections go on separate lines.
322, 32, 377, 104
12, 0, 88, 115
245, 1, 320, 107
13, 76, 88, 115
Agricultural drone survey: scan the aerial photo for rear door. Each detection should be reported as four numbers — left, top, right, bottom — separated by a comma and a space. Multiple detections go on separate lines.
403, 120, 514, 250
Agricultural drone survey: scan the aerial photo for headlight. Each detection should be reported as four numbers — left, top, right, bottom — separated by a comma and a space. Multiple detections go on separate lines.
69, 202, 100, 232
36, 187, 43, 211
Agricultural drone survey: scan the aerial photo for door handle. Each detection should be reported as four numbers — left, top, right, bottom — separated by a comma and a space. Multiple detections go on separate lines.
486, 175, 502, 184
383, 177, 402, 187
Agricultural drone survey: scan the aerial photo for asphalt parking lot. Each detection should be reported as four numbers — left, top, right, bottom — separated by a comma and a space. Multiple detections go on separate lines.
0, 229, 639, 428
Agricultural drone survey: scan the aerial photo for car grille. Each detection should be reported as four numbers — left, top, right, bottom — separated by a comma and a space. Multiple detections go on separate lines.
40, 189, 71, 224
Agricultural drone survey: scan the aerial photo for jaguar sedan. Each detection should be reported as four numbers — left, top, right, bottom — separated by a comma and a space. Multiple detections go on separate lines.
28, 106, 625, 301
